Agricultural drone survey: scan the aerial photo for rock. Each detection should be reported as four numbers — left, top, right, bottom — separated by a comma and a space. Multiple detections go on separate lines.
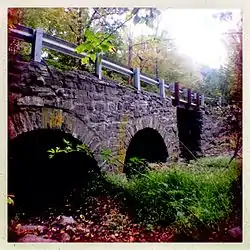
227, 227, 242, 241
52, 215, 76, 226
65, 225, 76, 234
60, 232, 71, 242
17, 96, 44, 107
18, 234, 58, 242
36, 76, 46, 86
31, 87, 56, 97
16, 224, 48, 236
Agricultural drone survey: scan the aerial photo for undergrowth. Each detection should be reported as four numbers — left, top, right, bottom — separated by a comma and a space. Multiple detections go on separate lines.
101, 156, 240, 235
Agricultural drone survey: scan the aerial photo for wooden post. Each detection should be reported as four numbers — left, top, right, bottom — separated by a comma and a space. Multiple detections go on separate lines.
187, 88, 192, 107
31, 28, 43, 62
174, 82, 180, 106
95, 53, 102, 80
159, 79, 165, 99
133, 68, 141, 91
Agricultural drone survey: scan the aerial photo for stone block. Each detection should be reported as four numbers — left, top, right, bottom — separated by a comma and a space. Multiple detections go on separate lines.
17, 96, 44, 107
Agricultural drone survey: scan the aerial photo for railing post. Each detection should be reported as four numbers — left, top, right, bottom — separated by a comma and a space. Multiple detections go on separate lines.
218, 96, 222, 107
31, 28, 43, 62
201, 94, 205, 106
174, 82, 180, 106
95, 53, 102, 80
133, 68, 141, 91
187, 88, 192, 107
159, 79, 165, 99
193, 92, 197, 106
196, 92, 200, 107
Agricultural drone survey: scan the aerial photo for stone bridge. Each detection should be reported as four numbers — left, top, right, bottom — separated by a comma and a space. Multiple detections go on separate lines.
8, 58, 220, 173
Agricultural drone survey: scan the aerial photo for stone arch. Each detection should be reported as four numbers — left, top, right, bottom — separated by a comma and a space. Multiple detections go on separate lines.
124, 127, 169, 165
8, 108, 104, 161
8, 119, 101, 211
119, 116, 178, 163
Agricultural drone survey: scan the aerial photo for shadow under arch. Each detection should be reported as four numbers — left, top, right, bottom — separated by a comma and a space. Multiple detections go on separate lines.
8, 129, 100, 212
176, 107, 203, 160
124, 128, 168, 171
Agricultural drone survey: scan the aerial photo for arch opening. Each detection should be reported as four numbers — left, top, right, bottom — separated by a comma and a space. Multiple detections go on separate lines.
124, 128, 168, 176
177, 107, 203, 160
8, 129, 100, 214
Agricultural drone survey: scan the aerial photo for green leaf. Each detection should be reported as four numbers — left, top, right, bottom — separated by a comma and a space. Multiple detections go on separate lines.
55, 147, 61, 153
89, 53, 96, 63
7, 197, 14, 206
63, 139, 70, 145
75, 44, 86, 54
81, 57, 89, 65
95, 47, 102, 53
85, 28, 96, 41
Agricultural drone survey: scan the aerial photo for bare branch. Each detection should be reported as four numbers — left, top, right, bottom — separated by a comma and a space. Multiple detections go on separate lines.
97, 8, 140, 47
85, 8, 98, 29
68, 24, 78, 35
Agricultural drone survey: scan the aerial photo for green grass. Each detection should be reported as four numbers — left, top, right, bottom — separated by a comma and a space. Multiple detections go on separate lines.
103, 156, 240, 232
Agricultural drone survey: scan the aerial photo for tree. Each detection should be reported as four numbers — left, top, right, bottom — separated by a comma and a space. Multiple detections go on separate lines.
121, 31, 202, 90
212, 10, 242, 161
212, 10, 242, 104
8, 8, 161, 72
8, 8, 23, 56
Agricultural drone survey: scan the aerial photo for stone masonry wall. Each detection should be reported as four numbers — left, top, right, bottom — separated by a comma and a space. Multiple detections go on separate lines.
201, 107, 236, 157
8, 58, 179, 169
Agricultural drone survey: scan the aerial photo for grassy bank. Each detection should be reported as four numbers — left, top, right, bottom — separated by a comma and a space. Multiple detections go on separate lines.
8, 156, 242, 242
101, 156, 241, 235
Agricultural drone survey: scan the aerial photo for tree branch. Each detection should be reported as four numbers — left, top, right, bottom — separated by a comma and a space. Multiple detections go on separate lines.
85, 8, 98, 30
68, 24, 78, 35
97, 8, 140, 47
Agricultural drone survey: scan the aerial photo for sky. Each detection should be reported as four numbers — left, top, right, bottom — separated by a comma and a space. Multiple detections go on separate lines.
131, 9, 241, 69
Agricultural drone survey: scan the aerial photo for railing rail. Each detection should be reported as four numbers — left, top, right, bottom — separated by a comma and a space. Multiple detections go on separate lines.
9, 24, 213, 108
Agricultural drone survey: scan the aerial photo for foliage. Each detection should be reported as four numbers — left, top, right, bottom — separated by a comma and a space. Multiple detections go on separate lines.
8, 8, 23, 56
7, 195, 15, 206
211, 11, 242, 161
124, 157, 149, 179
47, 139, 92, 159
8, 9, 22, 29
100, 149, 113, 163
104, 156, 239, 233
210, 11, 242, 106
120, 31, 203, 89
75, 28, 115, 65
9, 8, 161, 71
100, 147, 150, 178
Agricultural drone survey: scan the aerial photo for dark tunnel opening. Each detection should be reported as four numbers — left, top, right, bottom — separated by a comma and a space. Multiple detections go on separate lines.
177, 107, 203, 160
124, 128, 168, 176
8, 129, 100, 215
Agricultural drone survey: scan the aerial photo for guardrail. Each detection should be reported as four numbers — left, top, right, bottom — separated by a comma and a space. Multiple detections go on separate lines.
9, 24, 207, 108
